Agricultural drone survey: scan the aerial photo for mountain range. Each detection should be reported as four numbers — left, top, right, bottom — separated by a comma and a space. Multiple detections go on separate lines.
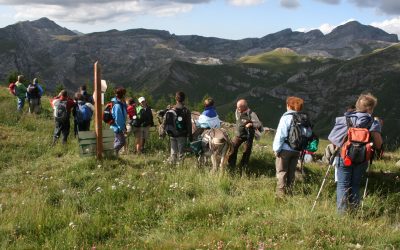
0, 18, 399, 144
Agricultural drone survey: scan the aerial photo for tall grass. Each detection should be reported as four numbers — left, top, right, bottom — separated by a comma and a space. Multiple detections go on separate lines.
0, 88, 399, 249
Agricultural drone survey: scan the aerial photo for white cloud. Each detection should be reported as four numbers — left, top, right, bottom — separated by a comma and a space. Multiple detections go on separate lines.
227, 0, 264, 7
371, 17, 400, 37
11, 1, 197, 24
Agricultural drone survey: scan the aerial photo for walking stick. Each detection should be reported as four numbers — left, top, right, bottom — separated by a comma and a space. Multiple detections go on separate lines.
361, 155, 374, 209
311, 163, 332, 212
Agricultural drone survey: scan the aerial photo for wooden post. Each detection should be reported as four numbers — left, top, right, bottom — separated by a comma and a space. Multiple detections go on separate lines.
94, 61, 103, 159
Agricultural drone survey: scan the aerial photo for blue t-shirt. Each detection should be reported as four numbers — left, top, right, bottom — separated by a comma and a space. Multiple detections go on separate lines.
328, 112, 381, 147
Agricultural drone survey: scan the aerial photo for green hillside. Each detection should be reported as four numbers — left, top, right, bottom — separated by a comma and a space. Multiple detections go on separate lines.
0, 88, 399, 248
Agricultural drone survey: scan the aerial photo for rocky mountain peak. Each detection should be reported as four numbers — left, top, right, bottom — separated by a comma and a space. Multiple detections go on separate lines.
327, 20, 398, 42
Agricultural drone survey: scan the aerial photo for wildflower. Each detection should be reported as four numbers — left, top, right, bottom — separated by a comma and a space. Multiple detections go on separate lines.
95, 187, 102, 193
62, 189, 66, 193
111, 185, 116, 190
97, 165, 101, 168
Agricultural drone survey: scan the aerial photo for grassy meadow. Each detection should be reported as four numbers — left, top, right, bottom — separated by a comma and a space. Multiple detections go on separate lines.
0, 87, 399, 249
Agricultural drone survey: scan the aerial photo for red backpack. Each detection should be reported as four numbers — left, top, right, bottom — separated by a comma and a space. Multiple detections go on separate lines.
340, 118, 373, 166
8, 82, 16, 96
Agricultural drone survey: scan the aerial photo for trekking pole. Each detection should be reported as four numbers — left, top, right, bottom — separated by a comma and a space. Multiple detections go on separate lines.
311, 163, 332, 212
361, 156, 374, 209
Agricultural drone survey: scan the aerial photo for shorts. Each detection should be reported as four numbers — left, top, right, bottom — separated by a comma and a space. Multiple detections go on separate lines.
134, 126, 150, 140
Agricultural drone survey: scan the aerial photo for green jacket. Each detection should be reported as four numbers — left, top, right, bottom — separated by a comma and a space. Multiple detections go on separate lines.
15, 82, 27, 99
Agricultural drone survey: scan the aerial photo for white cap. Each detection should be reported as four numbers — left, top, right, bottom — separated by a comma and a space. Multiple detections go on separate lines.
138, 96, 145, 103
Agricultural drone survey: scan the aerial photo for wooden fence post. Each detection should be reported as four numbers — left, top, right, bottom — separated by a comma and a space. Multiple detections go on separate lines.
94, 61, 103, 159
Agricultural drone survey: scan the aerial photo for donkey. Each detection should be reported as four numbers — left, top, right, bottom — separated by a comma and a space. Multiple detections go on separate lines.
157, 109, 232, 174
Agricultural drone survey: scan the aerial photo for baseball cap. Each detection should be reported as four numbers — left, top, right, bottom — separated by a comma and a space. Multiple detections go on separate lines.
138, 96, 146, 103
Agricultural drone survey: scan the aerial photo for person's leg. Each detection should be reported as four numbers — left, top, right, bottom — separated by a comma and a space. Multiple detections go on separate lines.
141, 127, 149, 152
275, 150, 291, 197
114, 132, 126, 155
240, 135, 254, 174
17, 98, 24, 111
177, 137, 187, 162
53, 121, 62, 145
28, 99, 34, 113
169, 137, 178, 164
61, 120, 70, 144
228, 136, 243, 170
349, 162, 368, 210
286, 151, 300, 194
336, 157, 352, 213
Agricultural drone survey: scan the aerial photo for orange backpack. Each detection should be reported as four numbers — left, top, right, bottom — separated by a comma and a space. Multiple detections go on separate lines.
340, 118, 373, 166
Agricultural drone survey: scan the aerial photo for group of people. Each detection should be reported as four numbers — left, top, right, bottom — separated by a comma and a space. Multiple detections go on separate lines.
8, 77, 383, 213
8, 75, 44, 114
272, 93, 382, 213
105, 87, 154, 155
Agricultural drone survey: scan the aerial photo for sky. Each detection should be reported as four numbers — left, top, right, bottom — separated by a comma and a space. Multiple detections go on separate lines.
0, 0, 399, 39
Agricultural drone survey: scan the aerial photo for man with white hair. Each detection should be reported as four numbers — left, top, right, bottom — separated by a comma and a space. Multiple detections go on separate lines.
228, 99, 262, 175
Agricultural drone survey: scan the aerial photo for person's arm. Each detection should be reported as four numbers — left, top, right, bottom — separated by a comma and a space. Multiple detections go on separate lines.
370, 131, 383, 150
250, 111, 261, 129
38, 85, 44, 97
186, 109, 193, 141
272, 115, 290, 155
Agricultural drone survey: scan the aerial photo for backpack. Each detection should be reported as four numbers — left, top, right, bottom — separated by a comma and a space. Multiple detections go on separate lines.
8, 83, 16, 96
285, 112, 313, 151
76, 103, 92, 123
340, 117, 373, 166
29, 85, 40, 98
103, 102, 114, 125
54, 100, 68, 122
163, 108, 188, 137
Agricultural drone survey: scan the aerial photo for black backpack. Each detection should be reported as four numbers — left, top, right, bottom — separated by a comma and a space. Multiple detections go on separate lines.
163, 108, 188, 137
103, 102, 114, 125
54, 100, 68, 122
285, 112, 313, 151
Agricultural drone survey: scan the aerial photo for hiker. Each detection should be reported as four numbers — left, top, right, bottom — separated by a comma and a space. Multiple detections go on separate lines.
11, 75, 27, 111
328, 93, 383, 213
51, 90, 75, 145
79, 85, 94, 104
26, 78, 44, 114
197, 98, 221, 129
135, 96, 154, 153
193, 97, 222, 139
110, 87, 127, 156
272, 96, 312, 197
124, 98, 137, 153
163, 91, 192, 164
73, 92, 94, 135
228, 99, 262, 175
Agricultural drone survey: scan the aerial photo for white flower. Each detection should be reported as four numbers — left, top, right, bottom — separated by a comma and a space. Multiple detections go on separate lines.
97, 165, 101, 168
111, 185, 116, 190
95, 187, 102, 193
62, 189, 66, 193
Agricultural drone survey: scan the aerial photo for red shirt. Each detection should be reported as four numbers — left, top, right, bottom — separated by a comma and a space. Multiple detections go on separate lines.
127, 104, 136, 120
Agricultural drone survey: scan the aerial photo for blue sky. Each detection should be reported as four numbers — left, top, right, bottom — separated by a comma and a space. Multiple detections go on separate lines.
0, 0, 399, 39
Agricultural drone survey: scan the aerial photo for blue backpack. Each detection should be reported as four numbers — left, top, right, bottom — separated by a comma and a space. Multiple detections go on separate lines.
76, 103, 92, 122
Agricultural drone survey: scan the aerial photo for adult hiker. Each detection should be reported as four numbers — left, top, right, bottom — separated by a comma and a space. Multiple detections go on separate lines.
110, 87, 127, 156
51, 90, 75, 145
328, 93, 382, 213
163, 91, 192, 164
12, 75, 27, 111
135, 96, 154, 154
73, 92, 94, 135
26, 78, 44, 114
228, 99, 261, 175
272, 96, 312, 197
79, 85, 94, 104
